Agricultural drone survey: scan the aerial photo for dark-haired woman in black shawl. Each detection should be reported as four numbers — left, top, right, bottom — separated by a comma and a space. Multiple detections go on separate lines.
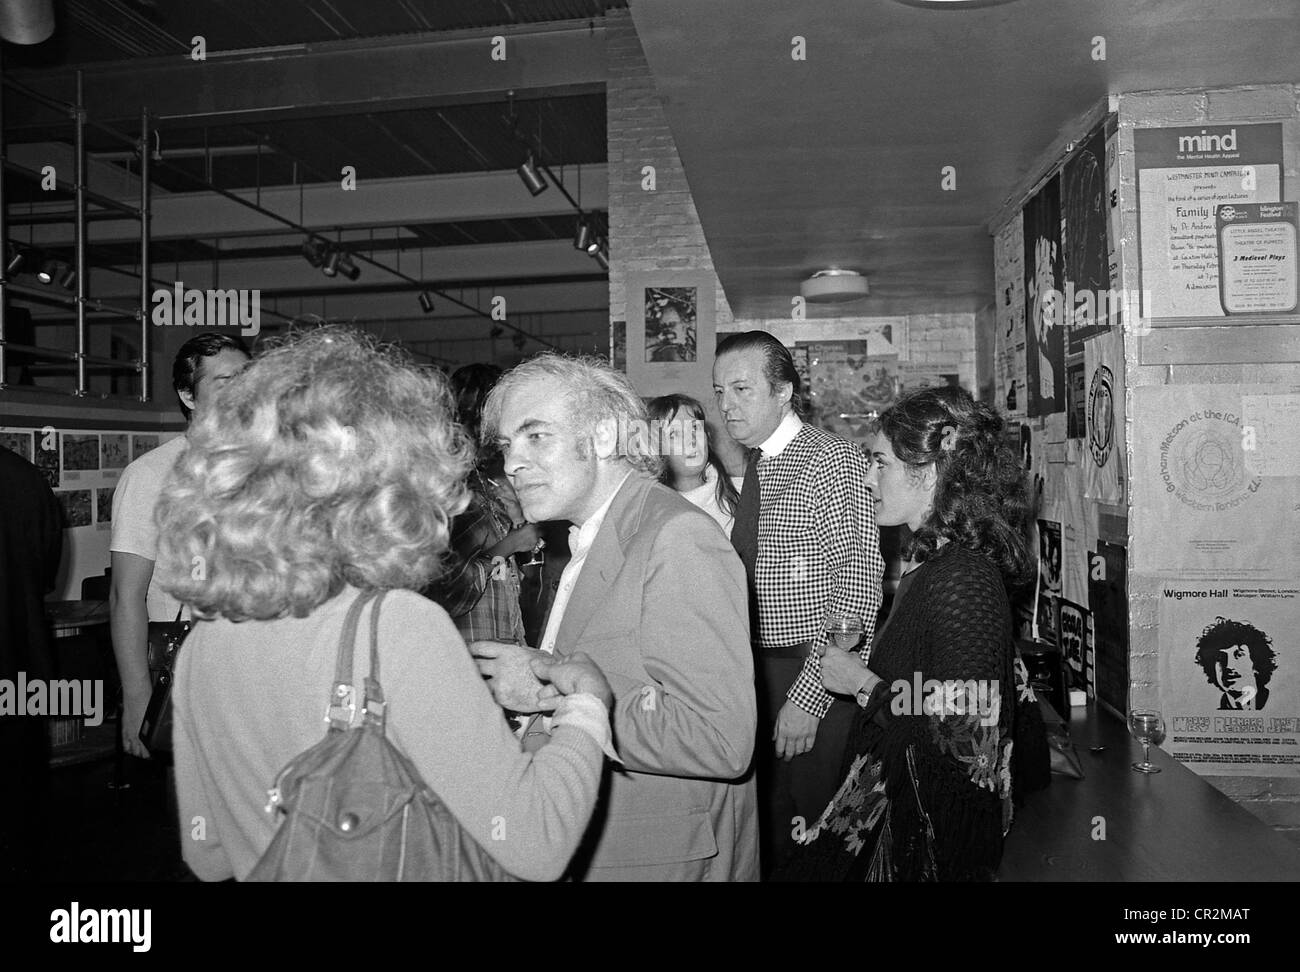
777, 386, 1046, 882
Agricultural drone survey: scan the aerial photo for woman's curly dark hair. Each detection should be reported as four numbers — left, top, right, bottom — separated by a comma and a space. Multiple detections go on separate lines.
878, 385, 1031, 586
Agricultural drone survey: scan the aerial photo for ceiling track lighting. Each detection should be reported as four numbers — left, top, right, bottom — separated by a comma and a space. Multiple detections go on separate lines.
5, 246, 26, 276
37, 258, 58, 284
336, 254, 360, 281
418, 291, 435, 314
574, 219, 593, 253
517, 153, 548, 196
58, 265, 77, 289
302, 237, 328, 268
322, 248, 342, 278
592, 247, 609, 271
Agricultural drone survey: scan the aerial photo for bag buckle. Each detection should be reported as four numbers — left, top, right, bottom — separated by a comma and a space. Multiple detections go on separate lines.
326, 682, 355, 729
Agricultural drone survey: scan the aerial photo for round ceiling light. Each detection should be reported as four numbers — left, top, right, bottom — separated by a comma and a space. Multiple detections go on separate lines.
800, 268, 869, 304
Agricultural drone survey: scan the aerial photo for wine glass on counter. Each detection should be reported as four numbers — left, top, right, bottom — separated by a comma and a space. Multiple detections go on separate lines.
1129, 710, 1166, 774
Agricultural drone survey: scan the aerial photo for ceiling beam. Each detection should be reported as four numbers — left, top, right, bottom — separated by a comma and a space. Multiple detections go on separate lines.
29, 240, 601, 296
6, 22, 607, 128
11, 155, 609, 245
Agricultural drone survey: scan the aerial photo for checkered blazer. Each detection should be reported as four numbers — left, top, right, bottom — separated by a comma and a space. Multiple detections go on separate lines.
755, 423, 884, 718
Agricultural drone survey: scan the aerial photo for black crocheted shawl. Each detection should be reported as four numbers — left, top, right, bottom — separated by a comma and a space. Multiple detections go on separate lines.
779, 542, 1032, 882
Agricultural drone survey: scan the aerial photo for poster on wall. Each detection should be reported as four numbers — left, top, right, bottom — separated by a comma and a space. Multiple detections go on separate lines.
898, 362, 959, 394
1241, 392, 1300, 477
1216, 201, 1299, 315
1058, 451, 1091, 608
1058, 599, 1094, 697
1158, 583, 1300, 777
1083, 328, 1125, 504
1105, 128, 1121, 321
1065, 357, 1087, 438
610, 320, 626, 372
1063, 124, 1113, 352
1023, 176, 1066, 417
1132, 384, 1300, 578
1090, 541, 1129, 716
625, 271, 716, 402
805, 342, 898, 446
1135, 123, 1284, 321
1033, 518, 1063, 643
994, 216, 1027, 418
0, 429, 34, 463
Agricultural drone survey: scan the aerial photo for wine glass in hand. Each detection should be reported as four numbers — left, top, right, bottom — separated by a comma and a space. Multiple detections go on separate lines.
826, 613, 865, 652
1129, 710, 1166, 774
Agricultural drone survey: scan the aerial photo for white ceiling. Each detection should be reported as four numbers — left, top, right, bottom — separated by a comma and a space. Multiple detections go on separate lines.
630, 0, 1300, 318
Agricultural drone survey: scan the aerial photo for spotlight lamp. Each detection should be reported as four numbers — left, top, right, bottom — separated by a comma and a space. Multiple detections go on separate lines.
418, 291, 435, 314
302, 238, 328, 268
58, 264, 77, 289
517, 154, 548, 196
5, 245, 26, 276
574, 220, 593, 253
592, 244, 609, 271
322, 248, 342, 278
337, 254, 360, 281
37, 258, 58, 284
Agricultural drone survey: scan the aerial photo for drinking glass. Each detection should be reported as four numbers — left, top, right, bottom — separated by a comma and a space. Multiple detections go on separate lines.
521, 535, 546, 569
826, 613, 865, 652
1129, 710, 1166, 774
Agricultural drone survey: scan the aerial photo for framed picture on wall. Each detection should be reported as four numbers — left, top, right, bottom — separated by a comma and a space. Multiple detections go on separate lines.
625, 271, 716, 401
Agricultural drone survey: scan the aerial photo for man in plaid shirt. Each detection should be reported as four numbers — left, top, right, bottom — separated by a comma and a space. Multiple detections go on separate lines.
714, 330, 884, 874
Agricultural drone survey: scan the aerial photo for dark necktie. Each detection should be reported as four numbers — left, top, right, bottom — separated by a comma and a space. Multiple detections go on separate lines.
731, 448, 761, 577
730, 449, 762, 642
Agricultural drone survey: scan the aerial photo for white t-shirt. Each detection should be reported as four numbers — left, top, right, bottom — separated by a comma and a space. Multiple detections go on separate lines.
110, 434, 189, 622
678, 464, 742, 538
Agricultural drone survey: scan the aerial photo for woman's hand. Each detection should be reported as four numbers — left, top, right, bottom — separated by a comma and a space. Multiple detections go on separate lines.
818, 643, 876, 697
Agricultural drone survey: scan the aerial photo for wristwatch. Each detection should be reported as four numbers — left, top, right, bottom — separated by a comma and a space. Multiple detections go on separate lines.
854, 673, 877, 708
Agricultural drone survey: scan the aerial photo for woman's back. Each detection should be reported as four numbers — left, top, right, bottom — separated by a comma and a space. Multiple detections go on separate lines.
173, 586, 604, 882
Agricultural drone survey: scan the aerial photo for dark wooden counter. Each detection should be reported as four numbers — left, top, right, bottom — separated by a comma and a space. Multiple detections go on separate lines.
999, 704, 1300, 881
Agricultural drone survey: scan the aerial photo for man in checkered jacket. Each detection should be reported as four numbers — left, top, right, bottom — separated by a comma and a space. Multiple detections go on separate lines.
714, 330, 884, 875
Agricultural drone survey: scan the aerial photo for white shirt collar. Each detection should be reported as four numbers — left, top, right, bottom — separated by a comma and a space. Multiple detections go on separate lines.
568, 470, 633, 558
757, 411, 802, 459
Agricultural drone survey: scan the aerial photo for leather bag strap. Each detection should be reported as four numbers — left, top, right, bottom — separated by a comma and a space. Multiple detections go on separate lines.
361, 591, 389, 728
327, 589, 379, 731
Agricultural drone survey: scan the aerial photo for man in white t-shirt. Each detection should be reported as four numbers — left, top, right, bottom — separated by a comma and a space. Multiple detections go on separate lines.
110, 333, 250, 758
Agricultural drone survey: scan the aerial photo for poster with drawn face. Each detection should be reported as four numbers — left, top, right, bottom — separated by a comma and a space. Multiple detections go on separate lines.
1159, 583, 1300, 777
1023, 175, 1066, 417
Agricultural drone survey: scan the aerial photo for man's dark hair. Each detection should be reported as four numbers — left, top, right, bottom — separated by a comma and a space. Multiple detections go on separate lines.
715, 330, 801, 401
172, 333, 251, 420
1193, 616, 1277, 687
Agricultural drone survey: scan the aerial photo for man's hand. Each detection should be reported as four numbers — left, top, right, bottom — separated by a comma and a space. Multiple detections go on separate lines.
818, 643, 873, 696
532, 651, 614, 710
773, 700, 819, 761
470, 641, 549, 713
486, 522, 541, 559
121, 687, 152, 759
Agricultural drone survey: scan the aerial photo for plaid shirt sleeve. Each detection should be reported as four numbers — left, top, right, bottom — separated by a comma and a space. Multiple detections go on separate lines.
785, 444, 885, 718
